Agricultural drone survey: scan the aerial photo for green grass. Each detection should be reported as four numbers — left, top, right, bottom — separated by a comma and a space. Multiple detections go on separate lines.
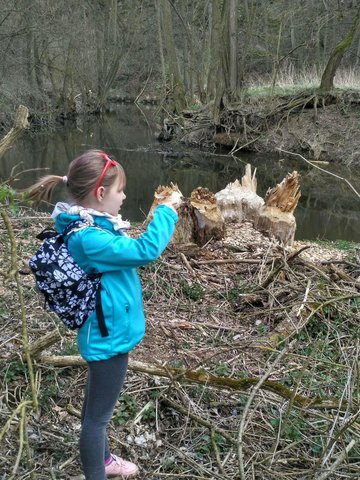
313, 239, 359, 251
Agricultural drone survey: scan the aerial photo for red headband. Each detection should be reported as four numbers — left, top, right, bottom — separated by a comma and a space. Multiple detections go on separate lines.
94, 153, 117, 197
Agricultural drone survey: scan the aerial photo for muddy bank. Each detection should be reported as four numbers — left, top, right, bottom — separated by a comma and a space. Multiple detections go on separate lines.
177, 91, 360, 166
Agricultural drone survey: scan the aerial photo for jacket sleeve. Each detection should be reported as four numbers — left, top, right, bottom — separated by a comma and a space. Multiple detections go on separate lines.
70, 205, 178, 272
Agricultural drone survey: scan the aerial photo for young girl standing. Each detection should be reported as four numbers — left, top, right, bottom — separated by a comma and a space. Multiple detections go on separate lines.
26, 149, 180, 479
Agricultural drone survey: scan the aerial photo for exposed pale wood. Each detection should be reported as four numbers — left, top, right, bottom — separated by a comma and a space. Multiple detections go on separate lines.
215, 164, 264, 222
263, 170, 301, 213
255, 206, 297, 246
145, 182, 183, 224
0, 106, 29, 160
241, 163, 257, 192
254, 171, 301, 246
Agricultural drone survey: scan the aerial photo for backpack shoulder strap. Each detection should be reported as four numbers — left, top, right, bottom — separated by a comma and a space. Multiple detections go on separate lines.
62, 219, 93, 239
63, 219, 108, 337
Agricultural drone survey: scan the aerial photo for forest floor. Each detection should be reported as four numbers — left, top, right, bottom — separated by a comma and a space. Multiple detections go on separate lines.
0, 212, 360, 479
175, 90, 360, 166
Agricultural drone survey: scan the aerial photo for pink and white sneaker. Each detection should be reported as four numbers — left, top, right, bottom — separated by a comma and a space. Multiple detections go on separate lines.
105, 454, 139, 478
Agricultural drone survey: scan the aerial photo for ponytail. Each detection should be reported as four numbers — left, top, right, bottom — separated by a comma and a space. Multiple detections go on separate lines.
25, 175, 64, 204
24, 149, 126, 205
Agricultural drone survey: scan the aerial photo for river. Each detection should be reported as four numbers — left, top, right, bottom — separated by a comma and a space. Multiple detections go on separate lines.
1, 104, 359, 241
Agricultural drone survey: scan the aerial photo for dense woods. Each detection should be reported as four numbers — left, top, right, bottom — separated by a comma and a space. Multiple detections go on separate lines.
1, 2, 360, 479
1, 0, 360, 123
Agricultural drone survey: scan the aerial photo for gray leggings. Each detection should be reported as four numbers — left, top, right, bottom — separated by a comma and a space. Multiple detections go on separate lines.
80, 353, 129, 480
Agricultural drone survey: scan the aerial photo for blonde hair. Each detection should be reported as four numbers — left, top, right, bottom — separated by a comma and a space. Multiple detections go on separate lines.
25, 149, 126, 204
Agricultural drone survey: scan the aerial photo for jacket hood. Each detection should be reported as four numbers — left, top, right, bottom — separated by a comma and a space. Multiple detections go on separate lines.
52, 202, 130, 234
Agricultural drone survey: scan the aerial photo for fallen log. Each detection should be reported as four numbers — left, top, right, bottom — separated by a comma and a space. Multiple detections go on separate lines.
36, 355, 351, 410
21, 329, 61, 361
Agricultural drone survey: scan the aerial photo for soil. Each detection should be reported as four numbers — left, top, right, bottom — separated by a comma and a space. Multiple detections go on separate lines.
1, 212, 359, 479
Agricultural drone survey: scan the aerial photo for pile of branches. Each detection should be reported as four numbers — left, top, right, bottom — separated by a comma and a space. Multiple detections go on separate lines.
0, 212, 360, 479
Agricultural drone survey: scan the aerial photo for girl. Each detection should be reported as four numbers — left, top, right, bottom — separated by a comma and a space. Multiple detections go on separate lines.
26, 149, 180, 479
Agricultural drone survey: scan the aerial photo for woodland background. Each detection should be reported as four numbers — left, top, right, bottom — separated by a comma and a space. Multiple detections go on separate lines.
1, 2, 360, 480
1, 0, 360, 124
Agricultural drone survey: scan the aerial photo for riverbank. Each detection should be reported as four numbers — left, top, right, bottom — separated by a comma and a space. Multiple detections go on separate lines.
3, 89, 360, 168
171, 90, 360, 166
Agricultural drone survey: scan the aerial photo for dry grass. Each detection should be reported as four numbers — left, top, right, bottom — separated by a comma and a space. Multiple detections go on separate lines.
248, 63, 360, 94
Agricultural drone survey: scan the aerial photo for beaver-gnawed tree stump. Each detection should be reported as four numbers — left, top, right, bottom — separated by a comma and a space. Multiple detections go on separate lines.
215, 164, 264, 223
146, 184, 225, 246
188, 187, 225, 246
254, 171, 301, 246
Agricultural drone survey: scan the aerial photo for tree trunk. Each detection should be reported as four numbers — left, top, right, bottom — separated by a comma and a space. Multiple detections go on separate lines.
319, 7, 360, 91
215, 165, 264, 223
0, 106, 29, 161
206, 0, 222, 101
254, 171, 301, 246
229, 0, 238, 98
146, 184, 224, 247
189, 188, 225, 246
160, 0, 186, 113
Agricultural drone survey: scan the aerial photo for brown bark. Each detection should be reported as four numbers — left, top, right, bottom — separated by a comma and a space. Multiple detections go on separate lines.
147, 184, 225, 247
320, 7, 360, 91
22, 330, 62, 361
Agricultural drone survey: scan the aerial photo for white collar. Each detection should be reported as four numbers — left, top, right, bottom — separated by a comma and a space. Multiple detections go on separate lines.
52, 202, 131, 231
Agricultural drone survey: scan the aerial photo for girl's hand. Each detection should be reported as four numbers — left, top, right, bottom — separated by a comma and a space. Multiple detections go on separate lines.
159, 191, 183, 210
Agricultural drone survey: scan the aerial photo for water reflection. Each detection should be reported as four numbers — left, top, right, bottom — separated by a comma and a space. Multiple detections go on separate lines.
1, 105, 359, 241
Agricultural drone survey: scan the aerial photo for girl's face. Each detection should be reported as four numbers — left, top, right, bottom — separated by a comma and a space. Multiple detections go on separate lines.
99, 177, 126, 216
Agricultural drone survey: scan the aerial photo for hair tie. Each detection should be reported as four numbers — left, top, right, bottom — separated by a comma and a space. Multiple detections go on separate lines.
62, 176, 68, 185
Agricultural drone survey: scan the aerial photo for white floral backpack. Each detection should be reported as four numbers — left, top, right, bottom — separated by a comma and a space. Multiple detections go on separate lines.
29, 219, 108, 337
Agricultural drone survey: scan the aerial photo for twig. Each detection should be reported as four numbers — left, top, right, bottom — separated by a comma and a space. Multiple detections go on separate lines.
316, 439, 356, 480
10, 403, 26, 477
237, 341, 293, 479
0, 400, 32, 443
134, 66, 153, 104
180, 252, 197, 277
1, 207, 38, 410
296, 279, 311, 317
161, 397, 236, 446
277, 148, 360, 199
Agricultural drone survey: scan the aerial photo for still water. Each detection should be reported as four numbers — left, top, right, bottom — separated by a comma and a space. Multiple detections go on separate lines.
1, 104, 360, 241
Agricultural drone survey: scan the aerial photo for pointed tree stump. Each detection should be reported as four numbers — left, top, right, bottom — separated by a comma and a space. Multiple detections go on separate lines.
215, 164, 264, 223
254, 171, 301, 246
145, 183, 183, 224
189, 187, 225, 246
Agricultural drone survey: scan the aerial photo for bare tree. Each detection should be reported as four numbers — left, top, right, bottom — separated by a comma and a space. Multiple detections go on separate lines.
320, 6, 360, 91
157, 0, 186, 113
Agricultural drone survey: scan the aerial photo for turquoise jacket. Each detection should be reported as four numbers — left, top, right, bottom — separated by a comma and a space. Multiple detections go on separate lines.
55, 205, 178, 361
